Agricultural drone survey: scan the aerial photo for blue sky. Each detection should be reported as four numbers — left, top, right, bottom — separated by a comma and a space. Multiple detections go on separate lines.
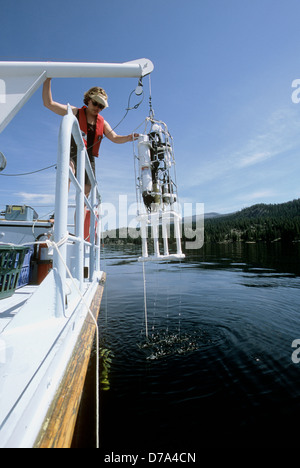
1, 0, 300, 221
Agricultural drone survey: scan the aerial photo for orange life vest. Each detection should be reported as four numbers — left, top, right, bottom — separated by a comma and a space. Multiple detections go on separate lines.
77, 106, 104, 157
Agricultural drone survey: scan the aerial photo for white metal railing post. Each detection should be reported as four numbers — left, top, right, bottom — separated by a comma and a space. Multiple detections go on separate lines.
76, 146, 86, 291
89, 184, 96, 280
53, 113, 72, 317
54, 105, 102, 313
95, 202, 101, 272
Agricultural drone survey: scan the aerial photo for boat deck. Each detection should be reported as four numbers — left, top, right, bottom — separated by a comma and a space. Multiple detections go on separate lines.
0, 286, 38, 333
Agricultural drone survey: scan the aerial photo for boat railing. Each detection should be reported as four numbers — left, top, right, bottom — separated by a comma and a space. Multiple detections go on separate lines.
53, 105, 101, 316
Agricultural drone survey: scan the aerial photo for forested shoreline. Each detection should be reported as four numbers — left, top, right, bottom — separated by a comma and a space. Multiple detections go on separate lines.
202, 199, 300, 244
102, 199, 300, 246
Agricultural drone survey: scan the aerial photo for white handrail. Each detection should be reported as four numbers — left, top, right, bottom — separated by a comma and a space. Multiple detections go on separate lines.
53, 105, 101, 317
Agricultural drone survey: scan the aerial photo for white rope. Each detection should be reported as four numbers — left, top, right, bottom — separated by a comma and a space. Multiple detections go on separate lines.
142, 261, 148, 339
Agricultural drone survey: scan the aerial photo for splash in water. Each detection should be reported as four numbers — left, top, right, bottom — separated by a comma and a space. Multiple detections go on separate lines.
138, 330, 203, 360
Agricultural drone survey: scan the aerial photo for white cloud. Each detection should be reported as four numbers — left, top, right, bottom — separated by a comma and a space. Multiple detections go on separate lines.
235, 107, 300, 169
240, 189, 276, 202
185, 107, 300, 192
238, 151, 272, 167
15, 192, 55, 206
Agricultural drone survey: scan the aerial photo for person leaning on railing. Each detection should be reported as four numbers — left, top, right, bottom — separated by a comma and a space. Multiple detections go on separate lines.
42, 78, 138, 198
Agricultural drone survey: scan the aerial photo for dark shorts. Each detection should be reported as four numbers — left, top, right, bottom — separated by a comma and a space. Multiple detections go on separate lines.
70, 155, 96, 187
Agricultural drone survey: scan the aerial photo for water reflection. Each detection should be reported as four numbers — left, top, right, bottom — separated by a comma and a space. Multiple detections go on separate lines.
80, 242, 300, 449
185, 241, 300, 276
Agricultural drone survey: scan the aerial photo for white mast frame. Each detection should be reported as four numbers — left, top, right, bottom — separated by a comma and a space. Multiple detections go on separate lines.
0, 58, 154, 133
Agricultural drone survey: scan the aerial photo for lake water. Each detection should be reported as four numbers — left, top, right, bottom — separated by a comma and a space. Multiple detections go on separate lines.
74, 242, 300, 451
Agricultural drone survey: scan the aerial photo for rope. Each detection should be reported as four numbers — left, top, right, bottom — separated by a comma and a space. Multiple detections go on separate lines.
148, 75, 154, 119
142, 261, 148, 339
0, 164, 56, 177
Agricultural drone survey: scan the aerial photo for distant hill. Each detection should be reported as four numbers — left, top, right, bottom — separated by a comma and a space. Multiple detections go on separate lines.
205, 212, 223, 219
201, 199, 300, 243
182, 212, 222, 225
225, 199, 300, 219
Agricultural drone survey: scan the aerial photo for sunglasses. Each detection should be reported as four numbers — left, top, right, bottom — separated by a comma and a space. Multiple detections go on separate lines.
91, 100, 105, 110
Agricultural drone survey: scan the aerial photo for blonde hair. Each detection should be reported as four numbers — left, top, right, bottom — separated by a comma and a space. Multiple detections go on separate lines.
83, 87, 108, 105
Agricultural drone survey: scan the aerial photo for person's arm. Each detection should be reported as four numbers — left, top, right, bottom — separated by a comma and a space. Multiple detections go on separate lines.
42, 78, 77, 116
103, 120, 139, 143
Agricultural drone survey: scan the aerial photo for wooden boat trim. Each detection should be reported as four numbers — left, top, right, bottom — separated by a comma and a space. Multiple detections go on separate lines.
34, 273, 106, 448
